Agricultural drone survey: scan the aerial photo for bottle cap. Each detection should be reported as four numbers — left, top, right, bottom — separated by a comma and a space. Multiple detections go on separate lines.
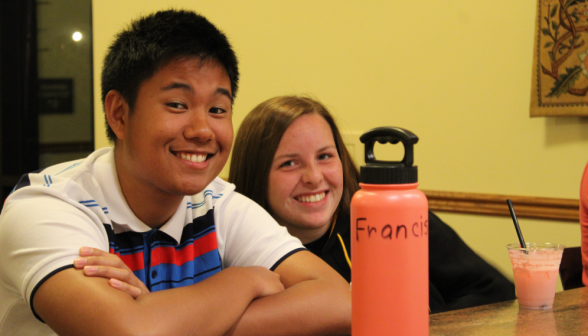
359, 127, 419, 184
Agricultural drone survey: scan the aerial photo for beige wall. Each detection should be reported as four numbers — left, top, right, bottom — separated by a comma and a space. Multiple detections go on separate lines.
93, 1, 588, 291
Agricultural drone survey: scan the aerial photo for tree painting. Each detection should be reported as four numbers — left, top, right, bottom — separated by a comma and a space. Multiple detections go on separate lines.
532, 0, 588, 115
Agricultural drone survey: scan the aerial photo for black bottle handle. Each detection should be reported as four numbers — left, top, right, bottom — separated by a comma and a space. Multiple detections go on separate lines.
360, 127, 419, 167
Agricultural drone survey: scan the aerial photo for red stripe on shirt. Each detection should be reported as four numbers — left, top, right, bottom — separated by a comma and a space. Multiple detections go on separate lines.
110, 248, 145, 272
150, 231, 218, 267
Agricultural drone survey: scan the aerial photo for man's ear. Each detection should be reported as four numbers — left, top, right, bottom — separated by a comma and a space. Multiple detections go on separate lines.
104, 90, 129, 141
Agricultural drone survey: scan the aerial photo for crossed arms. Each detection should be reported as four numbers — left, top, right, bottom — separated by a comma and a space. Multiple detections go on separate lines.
1, 189, 351, 335
34, 249, 351, 336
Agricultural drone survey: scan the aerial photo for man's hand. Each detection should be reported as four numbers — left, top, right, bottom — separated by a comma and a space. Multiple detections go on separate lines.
241, 266, 285, 298
74, 247, 149, 298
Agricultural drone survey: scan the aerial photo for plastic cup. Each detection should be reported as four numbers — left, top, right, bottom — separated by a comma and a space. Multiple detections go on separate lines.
507, 243, 565, 309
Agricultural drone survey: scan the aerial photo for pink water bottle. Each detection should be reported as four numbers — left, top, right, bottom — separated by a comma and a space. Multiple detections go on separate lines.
351, 127, 429, 336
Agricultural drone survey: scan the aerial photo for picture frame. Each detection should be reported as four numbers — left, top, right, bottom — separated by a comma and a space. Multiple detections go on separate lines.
530, 0, 588, 116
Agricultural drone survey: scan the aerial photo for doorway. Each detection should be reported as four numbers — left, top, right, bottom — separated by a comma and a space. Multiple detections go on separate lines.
0, 0, 93, 211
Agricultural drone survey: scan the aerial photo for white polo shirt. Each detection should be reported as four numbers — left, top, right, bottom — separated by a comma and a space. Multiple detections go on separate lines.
0, 147, 303, 335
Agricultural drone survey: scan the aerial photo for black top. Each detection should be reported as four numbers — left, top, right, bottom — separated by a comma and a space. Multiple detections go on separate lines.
305, 212, 352, 283
303, 210, 516, 314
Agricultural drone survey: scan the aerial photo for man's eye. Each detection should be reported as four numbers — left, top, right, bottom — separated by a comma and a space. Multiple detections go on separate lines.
167, 102, 186, 109
209, 107, 227, 114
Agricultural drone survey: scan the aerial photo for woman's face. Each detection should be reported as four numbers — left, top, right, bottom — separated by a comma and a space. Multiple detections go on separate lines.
267, 113, 344, 244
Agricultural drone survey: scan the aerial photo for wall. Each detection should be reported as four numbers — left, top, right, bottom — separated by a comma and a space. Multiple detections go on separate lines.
93, 1, 588, 291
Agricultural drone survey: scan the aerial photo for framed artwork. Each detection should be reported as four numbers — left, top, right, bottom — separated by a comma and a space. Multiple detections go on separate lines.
531, 0, 588, 116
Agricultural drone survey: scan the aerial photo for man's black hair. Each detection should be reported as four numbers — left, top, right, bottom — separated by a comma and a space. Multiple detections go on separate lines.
101, 9, 239, 143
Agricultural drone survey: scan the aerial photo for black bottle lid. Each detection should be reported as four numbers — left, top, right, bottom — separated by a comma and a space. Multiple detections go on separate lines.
359, 127, 419, 184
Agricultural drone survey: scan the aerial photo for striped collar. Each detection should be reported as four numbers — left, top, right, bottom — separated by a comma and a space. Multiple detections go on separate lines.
93, 148, 193, 244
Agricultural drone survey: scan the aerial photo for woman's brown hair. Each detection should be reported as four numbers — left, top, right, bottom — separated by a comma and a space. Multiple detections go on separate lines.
229, 96, 360, 215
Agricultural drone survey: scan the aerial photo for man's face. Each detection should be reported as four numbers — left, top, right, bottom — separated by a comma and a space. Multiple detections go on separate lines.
117, 57, 233, 199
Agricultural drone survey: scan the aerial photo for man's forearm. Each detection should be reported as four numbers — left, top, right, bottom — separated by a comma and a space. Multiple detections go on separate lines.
227, 278, 351, 336
226, 251, 352, 336
35, 267, 279, 336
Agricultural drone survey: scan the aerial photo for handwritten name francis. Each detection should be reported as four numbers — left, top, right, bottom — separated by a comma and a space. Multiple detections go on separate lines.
355, 218, 428, 242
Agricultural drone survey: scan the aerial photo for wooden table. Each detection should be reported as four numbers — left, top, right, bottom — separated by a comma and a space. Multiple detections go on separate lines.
430, 287, 588, 335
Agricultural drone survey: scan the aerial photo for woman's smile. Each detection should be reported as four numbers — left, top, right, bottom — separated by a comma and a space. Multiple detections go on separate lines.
295, 191, 327, 203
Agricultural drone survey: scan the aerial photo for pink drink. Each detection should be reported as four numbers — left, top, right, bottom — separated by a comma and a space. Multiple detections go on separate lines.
507, 243, 565, 309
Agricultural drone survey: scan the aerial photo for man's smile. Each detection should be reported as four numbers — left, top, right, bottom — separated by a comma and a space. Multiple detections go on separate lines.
175, 152, 211, 163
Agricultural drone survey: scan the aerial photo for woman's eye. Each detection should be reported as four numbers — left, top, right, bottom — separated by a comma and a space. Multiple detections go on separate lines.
318, 153, 332, 160
209, 107, 227, 114
280, 160, 295, 168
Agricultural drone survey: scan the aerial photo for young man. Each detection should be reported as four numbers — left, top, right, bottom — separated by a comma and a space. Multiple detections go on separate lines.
0, 9, 351, 335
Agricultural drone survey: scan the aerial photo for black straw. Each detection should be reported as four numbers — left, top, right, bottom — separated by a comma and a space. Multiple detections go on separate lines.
507, 199, 527, 252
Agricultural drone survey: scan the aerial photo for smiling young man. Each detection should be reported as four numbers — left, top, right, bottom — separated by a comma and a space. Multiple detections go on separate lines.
0, 9, 351, 335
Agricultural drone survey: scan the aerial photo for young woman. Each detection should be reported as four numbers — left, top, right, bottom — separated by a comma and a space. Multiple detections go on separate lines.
229, 95, 516, 313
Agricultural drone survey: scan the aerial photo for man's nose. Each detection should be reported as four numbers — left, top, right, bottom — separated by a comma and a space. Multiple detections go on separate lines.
184, 110, 214, 143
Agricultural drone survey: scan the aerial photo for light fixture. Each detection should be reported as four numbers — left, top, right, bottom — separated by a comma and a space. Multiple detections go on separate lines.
72, 31, 82, 42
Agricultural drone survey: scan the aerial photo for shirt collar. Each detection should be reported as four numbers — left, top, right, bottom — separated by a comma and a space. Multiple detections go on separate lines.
94, 148, 188, 244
